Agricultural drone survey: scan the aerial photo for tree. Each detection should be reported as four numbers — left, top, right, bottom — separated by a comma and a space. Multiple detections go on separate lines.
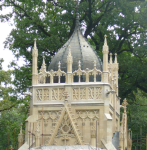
1, 1, 147, 148
127, 90, 147, 149
0, 60, 29, 149
1, 0, 147, 102
0, 107, 28, 150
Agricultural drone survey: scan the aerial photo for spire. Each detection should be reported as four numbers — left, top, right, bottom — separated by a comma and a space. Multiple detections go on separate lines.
68, 45, 71, 57
42, 56, 45, 66
102, 35, 109, 82
122, 98, 128, 114
32, 38, 38, 85
103, 35, 109, 53
67, 45, 73, 74
32, 38, 38, 56
40, 55, 46, 73
75, 0, 80, 28
58, 61, 61, 70
104, 35, 108, 46
94, 60, 96, 69
78, 60, 81, 69
115, 53, 118, 63
34, 38, 37, 49
110, 53, 112, 64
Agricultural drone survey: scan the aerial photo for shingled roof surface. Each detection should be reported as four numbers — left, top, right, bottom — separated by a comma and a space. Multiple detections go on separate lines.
48, 18, 102, 72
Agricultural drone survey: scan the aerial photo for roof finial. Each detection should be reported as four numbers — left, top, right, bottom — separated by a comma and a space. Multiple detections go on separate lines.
115, 53, 118, 63
104, 35, 107, 46
94, 60, 96, 69
58, 61, 61, 70
110, 53, 112, 64
75, 0, 80, 28
34, 38, 37, 49
68, 45, 71, 57
122, 98, 128, 114
43, 55, 45, 65
78, 60, 81, 69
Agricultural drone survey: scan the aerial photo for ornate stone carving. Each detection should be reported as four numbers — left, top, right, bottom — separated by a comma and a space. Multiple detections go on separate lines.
36, 89, 50, 101
52, 88, 65, 100
44, 89, 49, 100
95, 87, 102, 99
59, 88, 65, 100
38, 110, 61, 121
36, 89, 42, 101
72, 87, 102, 101
88, 87, 94, 99
80, 88, 86, 99
54, 112, 78, 145
52, 88, 58, 100
73, 88, 79, 100
76, 110, 99, 120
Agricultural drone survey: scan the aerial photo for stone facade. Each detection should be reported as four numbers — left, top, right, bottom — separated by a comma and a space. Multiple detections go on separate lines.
18, 12, 132, 149
18, 35, 124, 150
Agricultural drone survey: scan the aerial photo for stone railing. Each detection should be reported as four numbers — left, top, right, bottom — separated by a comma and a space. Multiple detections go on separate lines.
35, 86, 102, 102
38, 60, 102, 84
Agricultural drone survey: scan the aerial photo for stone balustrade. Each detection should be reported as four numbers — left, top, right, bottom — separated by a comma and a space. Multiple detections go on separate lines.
38, 60, 102, 84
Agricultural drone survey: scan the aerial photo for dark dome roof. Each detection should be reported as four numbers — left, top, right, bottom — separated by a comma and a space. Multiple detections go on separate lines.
48, 20, 102, 72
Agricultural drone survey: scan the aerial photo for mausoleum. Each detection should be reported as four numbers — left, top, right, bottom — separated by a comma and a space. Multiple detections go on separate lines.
18, 11, 132, 150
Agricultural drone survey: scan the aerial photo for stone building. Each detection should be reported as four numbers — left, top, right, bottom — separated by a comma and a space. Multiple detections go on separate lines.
18, 14, 132, 150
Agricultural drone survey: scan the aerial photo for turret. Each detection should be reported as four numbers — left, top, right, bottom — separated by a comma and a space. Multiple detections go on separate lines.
32, 38, 38, 85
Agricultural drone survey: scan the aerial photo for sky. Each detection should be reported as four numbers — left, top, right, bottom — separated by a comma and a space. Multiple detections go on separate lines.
0, 8, 24, 71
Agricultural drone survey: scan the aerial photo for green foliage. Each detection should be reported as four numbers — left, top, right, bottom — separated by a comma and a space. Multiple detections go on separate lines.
1, 0, 147, 101
0, 107, 27, 150
0, 61, 29, 149
127, 90, 147, 149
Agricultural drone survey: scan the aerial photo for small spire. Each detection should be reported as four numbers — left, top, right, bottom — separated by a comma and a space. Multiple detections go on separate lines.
58, 61, 61, 70
78, 60, 81, 69
115, 53, 117, 63
43, 56, 45, 65
34, 38, 37, 49
10, 145, 14, 150
75, 0, 80, 28
68, 45, 71, 57
40, 55, 46, 73
110, 53, 112, 64
122, 98, 128, 114
104, 35, 107, 46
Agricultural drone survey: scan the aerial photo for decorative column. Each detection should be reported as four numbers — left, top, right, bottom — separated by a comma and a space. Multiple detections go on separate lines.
102, 35, 109, 83
18, 123, 24, 148
66, 46, 73, 83
32, 38, 38, 85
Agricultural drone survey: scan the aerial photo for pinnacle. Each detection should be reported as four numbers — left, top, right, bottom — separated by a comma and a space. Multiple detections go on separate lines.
33, 38, 37, 49
104, 35, 108, 46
